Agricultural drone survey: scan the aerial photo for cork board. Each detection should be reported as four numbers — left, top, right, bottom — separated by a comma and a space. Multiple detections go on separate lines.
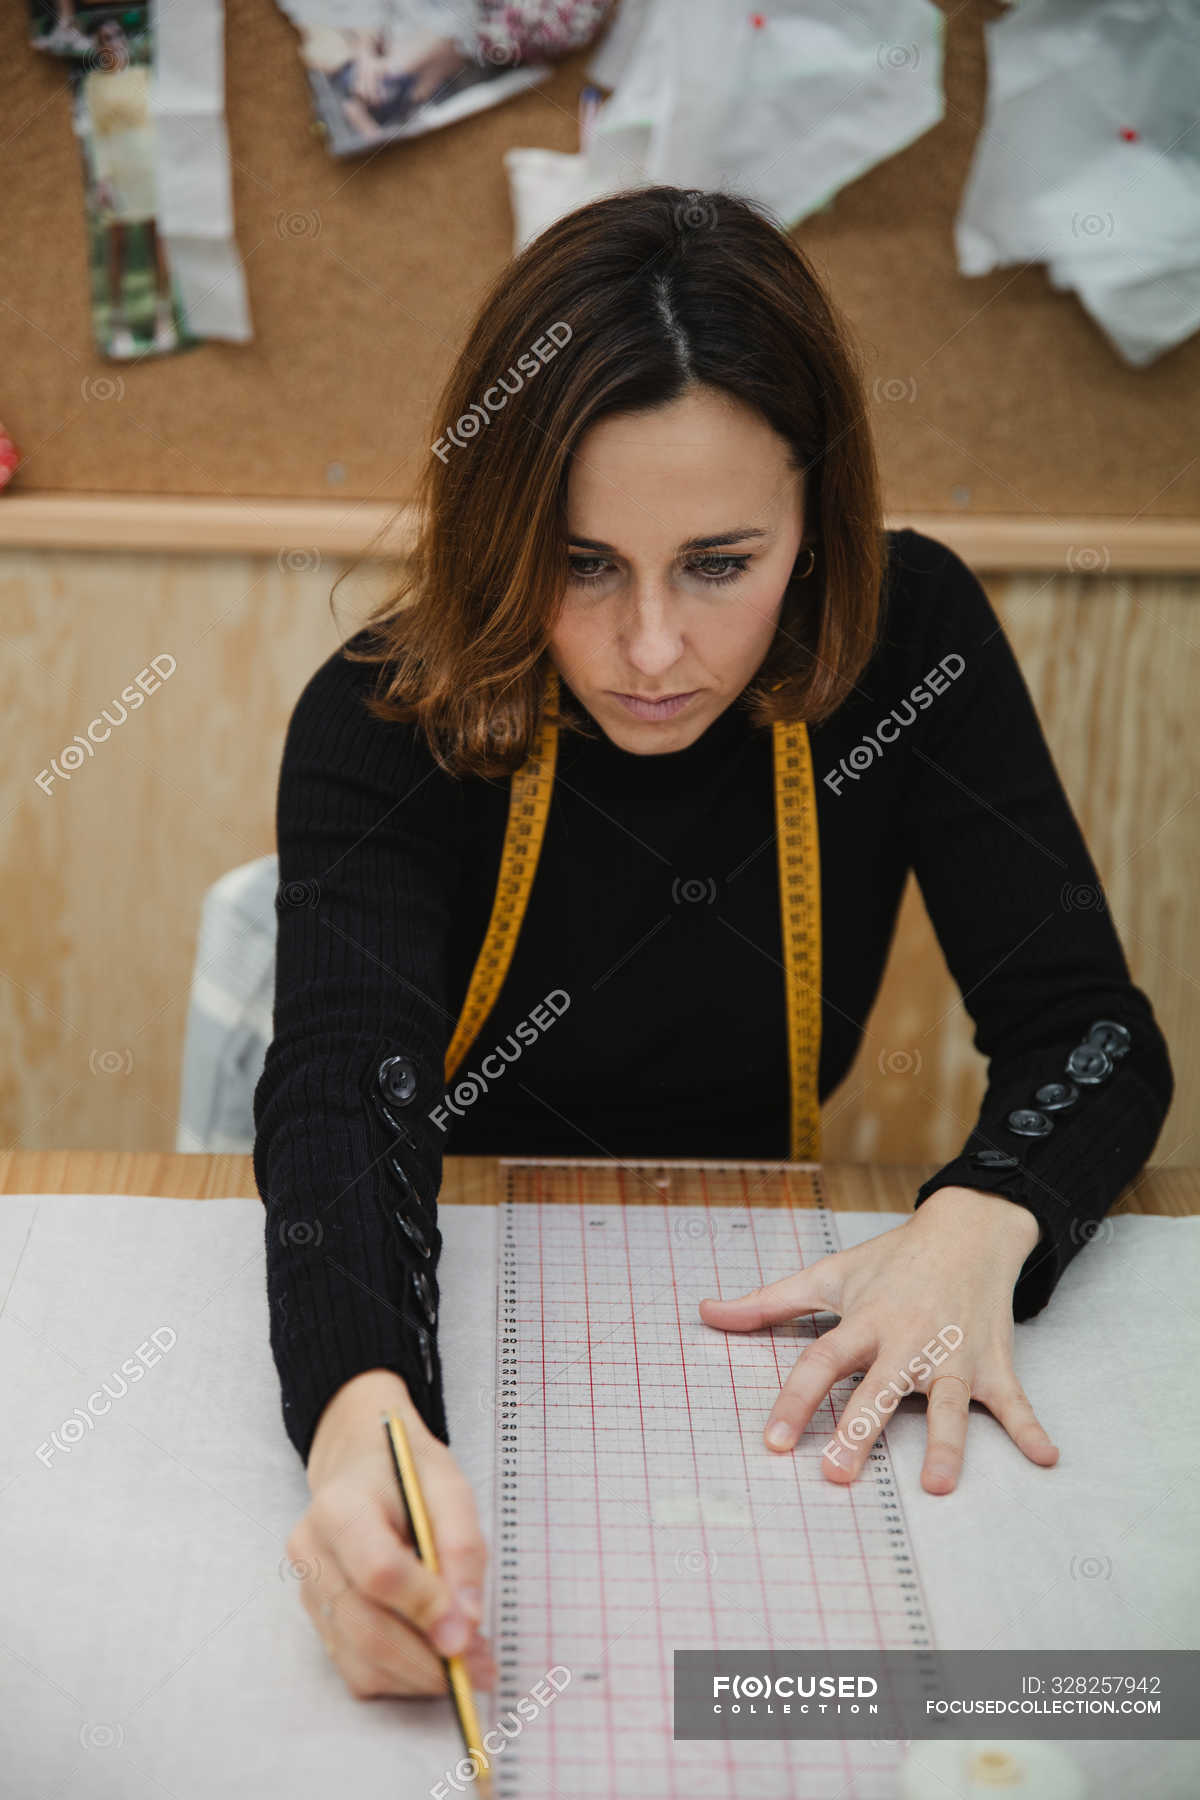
6, 0, 1198, 518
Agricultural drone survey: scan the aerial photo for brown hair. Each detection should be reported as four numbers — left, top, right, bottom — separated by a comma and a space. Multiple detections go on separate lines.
342, 184, 888, 779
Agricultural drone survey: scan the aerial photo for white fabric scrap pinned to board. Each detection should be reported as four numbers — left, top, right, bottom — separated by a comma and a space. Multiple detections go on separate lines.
505, 0, 946, 250
151, 0, 253, 342
955, 0, 1200, 366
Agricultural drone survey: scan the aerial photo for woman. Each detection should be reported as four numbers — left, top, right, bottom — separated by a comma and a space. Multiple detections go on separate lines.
254, 186, 1173, 1701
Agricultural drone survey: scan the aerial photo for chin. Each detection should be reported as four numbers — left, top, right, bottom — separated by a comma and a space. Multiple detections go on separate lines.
613, 728, 700, 754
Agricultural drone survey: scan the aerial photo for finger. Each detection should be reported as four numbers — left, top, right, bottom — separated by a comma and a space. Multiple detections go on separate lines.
699, 1264, 835, 1333
763, 1327, 873, 1455
319, 1580, 494, 1698
311, 1480, 465, 1653
313, 1582, 443, 1697
920, 1376, 974, 1495
303, 1547, 497, 1697
410, 1436, 490, 1630
819, 1354, 906, 1484
977, 1375, 1060, 1470
326, 1630, 402, 1702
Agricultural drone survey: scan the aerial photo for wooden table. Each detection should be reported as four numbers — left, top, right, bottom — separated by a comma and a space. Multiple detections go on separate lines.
2, 1152, 1197, 1216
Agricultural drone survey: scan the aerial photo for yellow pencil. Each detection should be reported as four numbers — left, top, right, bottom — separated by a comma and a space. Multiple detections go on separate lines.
384, 1410, 492, 1793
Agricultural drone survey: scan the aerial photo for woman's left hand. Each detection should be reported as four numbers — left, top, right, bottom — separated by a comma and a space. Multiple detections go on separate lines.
697, 1186, 1060, 1494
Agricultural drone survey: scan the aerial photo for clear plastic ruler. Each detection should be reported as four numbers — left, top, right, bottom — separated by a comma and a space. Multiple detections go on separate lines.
489, 1160, 935, 1799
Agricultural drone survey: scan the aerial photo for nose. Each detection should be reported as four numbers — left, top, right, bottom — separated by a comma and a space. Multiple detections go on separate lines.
620, 585, 685, 681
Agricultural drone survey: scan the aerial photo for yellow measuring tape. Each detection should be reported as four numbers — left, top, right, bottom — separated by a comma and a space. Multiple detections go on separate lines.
443, 663, 822, 1161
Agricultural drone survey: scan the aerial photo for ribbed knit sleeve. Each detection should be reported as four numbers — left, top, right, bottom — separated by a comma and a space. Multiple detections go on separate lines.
899, 537, 1174, 1317
252, 638, 462, 1466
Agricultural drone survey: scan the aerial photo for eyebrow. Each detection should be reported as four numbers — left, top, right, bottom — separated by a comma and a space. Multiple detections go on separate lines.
567, 526, 772, 554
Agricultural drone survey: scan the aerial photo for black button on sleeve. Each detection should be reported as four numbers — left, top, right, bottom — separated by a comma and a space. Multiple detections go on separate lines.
1065, 1042, 1113, 1085
392, 1207, 432, 1259
385, 1151, 420, 1207
1006, 1107, 1053, 1138
1034, 1080, 1079, 1111
373, 1090, 417, 1143
411, 1268, 438, 1325
378, 1054, 419, 1105
1086, 1019, 1131, 1059
415, 1325, 435, 1387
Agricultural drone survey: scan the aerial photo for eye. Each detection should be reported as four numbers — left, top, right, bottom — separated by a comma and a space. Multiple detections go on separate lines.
685, 554, 751, 586
566, 555, 612, 587
566, 553, 752, 588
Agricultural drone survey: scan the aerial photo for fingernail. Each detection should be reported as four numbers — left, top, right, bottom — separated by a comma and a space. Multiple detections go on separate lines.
432, 1610, 471, 1656
767, 1421, 795, 1449
456, 1586, 484, 1621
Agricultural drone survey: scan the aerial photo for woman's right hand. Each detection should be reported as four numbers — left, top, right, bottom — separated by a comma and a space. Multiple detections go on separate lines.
286, 1367, 496, 1698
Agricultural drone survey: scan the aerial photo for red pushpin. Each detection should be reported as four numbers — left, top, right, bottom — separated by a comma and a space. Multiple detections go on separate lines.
750, 12, 767, 26
0, 425, 19, 490
1120, 127, 1139, 141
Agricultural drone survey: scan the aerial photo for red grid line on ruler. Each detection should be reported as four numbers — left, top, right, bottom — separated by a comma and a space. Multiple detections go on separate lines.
615, 1167, 681, 1800
577, 1166, 619, 1796
537, 1164, 551, 1796
768, 1165, 859, 1794
721, 1163, 856, 1799
492, 1162, 935, 1798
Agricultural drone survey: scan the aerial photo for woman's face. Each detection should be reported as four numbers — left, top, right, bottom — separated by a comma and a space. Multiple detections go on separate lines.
548, 384, 808, 754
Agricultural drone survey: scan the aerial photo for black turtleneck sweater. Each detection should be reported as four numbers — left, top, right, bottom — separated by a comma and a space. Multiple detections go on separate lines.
253, 527, 1174, 1465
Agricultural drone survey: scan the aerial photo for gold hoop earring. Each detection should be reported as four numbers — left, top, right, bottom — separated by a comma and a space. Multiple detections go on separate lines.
796, 544, 816, 579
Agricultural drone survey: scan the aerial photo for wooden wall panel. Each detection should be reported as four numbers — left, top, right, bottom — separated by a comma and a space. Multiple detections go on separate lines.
1, 548, 391, 1151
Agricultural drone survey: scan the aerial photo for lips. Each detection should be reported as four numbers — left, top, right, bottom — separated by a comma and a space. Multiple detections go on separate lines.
610, 690, 699, 721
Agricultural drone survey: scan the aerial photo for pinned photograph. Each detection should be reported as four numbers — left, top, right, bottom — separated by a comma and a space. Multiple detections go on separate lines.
275, 0, 612, 157
30, 2, 198, 360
